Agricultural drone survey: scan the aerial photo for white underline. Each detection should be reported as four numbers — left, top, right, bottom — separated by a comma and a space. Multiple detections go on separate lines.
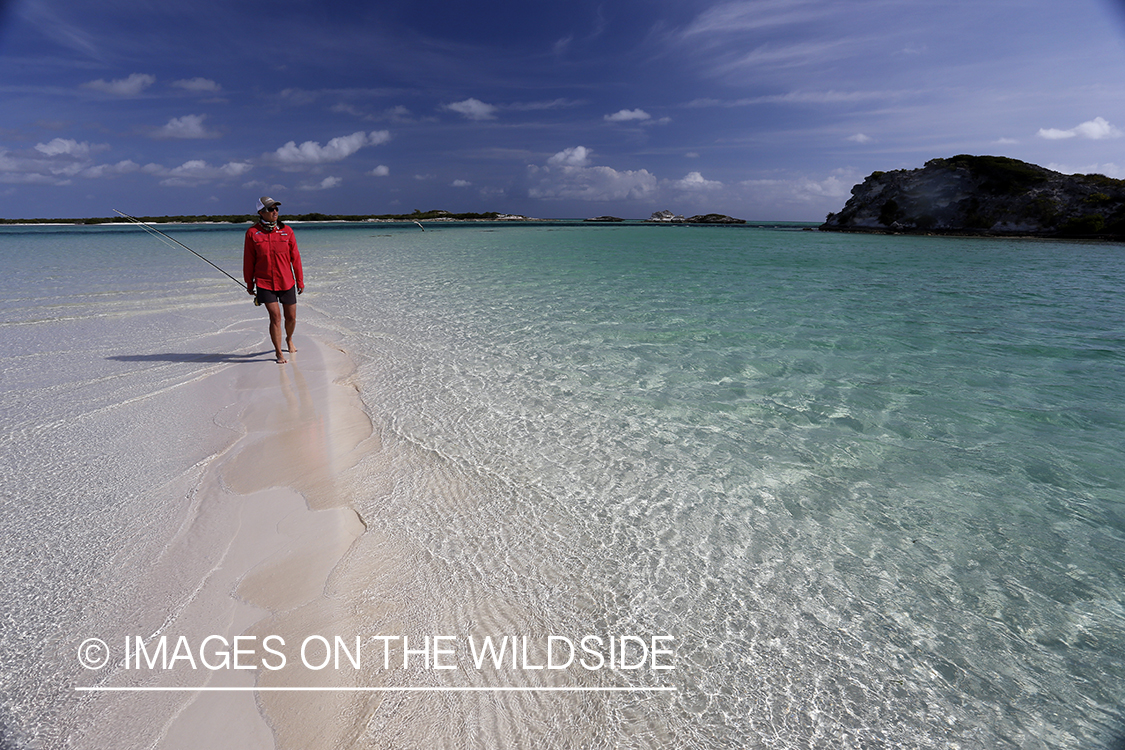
77, 686, 676, 693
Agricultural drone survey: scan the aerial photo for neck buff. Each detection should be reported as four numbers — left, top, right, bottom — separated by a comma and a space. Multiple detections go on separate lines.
259, 218, 277, 231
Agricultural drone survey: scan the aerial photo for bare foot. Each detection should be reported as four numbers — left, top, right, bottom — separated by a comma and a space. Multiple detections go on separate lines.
286, 338, 297, 353
275, 352, 288, 364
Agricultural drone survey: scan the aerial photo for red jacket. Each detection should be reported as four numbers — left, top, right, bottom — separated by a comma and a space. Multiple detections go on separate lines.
244, 223, 303, 292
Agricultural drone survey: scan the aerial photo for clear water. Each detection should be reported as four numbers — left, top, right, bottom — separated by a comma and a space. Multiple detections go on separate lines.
1, 223, 1123, 748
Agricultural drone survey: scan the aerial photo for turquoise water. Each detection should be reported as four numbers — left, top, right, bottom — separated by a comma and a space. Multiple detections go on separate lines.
1, 223, 1123, 747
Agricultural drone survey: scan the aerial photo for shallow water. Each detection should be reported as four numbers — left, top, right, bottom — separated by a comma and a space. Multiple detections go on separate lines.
1, 223, 1123, 748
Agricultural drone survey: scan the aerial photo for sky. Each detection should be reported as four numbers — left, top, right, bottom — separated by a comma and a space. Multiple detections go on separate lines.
1, 0, 1125, 221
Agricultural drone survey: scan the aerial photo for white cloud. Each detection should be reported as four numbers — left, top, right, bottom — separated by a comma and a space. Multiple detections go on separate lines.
741, 171, 855, 202
266, 130, 391, 166
444, 98, 498, 120
148, 159, 254, 186
547, 146, 592, 167
1038, 117, 1122, 140
35, 138, 97, 157
221, 162, 253, 177
0, 142, 138, 184
530, 165, 657, 201
172, 77, 221, 93
605, 108, 651, 123
0, 140, 137, 185
674, 172, 722, 191
154, 114, 218, 140
370, 165, 390, 177
794, 174, 853, 199
846, 133, 872, 143
81, 161, 140, 179
681, 0, 822, 36
452, 179, 472, 187
384, 105, 414, 122
1046, 161, 1125, 179
530, 147, 656, 201
1038, 128, 1073, 140
300, 176, 341, 190
82, 73, 155, 96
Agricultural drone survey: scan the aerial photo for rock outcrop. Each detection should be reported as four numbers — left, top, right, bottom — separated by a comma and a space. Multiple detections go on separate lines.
584, 215, 625, 222
645, 210, 746, 224
686, 213, 746, 224
820, 155, 1125, 238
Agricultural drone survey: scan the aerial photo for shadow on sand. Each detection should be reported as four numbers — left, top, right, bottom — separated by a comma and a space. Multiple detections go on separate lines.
107, 351, 274, 364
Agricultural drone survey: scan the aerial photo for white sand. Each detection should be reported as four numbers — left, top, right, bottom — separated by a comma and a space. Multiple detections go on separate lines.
72, 330, 372, 749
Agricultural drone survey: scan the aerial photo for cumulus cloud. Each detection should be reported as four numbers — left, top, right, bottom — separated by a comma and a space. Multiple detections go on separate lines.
370, 165, 390, 177
846, 133, 872, 143
444, 98, 498, 120
300, 176, 341, 190
1038, 117, 1122, 140
172, 77, 221, 93
221, 162, 253, 177
0, 139, 140, 184
674, 171, 722, 190
154, 114, 219, 140
452, 179, 472, 187
547, 146, 592, 167
266, 130, 391, 167
0, 140, 138, 184
82, 73, 155, 96
736, 171, 856, 206
793, 174, 853, 199
530, 146, 656, 201
35, 138, 99, 157
605, 108, 651, 123
144, 159, 252, 186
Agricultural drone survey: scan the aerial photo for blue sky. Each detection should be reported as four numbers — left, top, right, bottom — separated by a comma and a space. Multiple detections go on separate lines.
2, 0, 1124, 220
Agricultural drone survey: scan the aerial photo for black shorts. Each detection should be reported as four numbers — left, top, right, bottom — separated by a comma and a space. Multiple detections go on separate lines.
256, 286, 297, 305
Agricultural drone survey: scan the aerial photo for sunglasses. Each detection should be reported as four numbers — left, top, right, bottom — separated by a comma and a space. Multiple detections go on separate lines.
263, 206, 279, 212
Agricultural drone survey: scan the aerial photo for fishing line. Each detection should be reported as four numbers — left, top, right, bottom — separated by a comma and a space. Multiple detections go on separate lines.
112, 209, 260, 305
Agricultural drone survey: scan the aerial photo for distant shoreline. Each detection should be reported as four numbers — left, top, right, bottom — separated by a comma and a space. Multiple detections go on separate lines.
0, 217, 821, 229
0, 209, 816, 227
0, 209, 527, 226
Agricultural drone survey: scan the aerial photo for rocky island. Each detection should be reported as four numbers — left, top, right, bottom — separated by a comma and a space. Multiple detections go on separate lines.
645, 210, 746, 224
820, 155, 1125, 239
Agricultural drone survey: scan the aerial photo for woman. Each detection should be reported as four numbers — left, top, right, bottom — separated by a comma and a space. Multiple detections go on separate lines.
244, 196, 304, 363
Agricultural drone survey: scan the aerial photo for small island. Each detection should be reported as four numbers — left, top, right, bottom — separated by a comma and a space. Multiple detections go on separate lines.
645, 210, 746, 224
820, 155, 1125, 239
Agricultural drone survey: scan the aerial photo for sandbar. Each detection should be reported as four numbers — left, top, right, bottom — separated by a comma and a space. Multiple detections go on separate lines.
70, 328, 373, 749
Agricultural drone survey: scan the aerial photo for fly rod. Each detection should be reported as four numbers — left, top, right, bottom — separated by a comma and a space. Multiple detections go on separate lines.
112, 209, 260, 304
